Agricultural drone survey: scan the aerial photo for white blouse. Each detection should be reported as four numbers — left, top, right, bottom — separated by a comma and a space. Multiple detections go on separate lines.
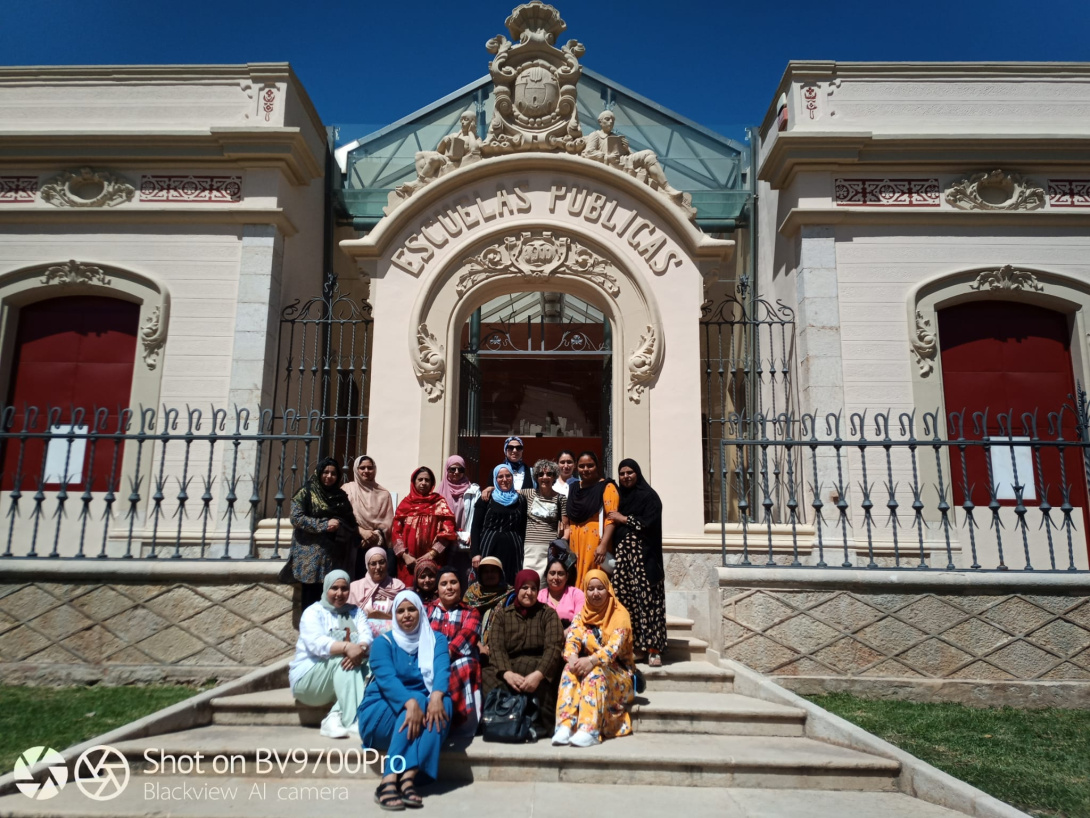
289, 602, 373, 691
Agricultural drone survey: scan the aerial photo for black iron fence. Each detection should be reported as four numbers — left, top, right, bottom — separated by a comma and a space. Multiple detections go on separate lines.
720, 397, 1090, 572
0, 405, 322, 560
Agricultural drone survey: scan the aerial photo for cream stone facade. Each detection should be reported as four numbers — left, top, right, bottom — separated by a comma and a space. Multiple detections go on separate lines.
0, 8, 1089, 700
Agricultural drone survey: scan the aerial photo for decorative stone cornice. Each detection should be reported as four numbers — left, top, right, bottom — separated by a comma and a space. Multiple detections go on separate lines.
627, 324, 659, 403
909, 310, 936, 377
945, 169, 1045, 212
40, 167, 135, 208
414, 324, 446, 402
456, 232, 619, 297
969, 264, 1044, 293
40, 260, 111, 286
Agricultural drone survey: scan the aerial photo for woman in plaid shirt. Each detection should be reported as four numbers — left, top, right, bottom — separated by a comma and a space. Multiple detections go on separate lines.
427, 566, 483, 736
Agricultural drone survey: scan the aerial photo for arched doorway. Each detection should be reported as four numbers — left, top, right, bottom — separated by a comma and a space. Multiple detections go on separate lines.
457, 291, 612, 484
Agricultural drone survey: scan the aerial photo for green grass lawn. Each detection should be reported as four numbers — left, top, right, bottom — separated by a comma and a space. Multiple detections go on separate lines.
0, 685, 207, 776
806, 693, 1090, 818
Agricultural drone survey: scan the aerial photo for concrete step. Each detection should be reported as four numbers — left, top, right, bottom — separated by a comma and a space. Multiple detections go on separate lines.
633, 691, 805, 736
0, 780, 971, 818
665, 614, 695, 636
103, 726, 900, 791
665, 634, 709, 661
636, 659, 735, 693
211, 689, 323, 727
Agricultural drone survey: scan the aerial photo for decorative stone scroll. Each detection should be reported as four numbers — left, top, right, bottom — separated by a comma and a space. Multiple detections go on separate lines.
39, 168, 135, 208
627, 324, 659, 403
909, 310, 937, 377
945, 169, 1045, 212
969, 265, 1044, 293
40, 260, 111, 287
141, 307, 167, 370
414, 324, 446, 402
456, 232, 619, 296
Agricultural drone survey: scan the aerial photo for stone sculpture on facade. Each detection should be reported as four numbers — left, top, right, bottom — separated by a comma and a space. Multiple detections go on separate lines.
385, 2, 697, 222
584, 110, 696, 218
141, 306, 167, 370
40, 260, 111, 286
909, 310, 937, 377
480, 1, 585, 156
391, 111, 483, 204
456, 232, 619, 296
945, 169, 1046, 212
39, 167, 135, 208
969, 264, 1044, 293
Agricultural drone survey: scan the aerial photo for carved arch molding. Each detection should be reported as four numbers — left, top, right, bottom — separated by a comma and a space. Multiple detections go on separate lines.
1, 260, 171, 371
411, 229, 664, 404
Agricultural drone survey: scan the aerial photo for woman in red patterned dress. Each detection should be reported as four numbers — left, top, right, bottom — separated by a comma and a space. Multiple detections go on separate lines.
427, 566, 483, 736
391, 467, 457, 586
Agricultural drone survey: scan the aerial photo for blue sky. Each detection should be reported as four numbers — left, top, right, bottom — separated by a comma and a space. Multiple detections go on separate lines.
2, 0, 1087, 144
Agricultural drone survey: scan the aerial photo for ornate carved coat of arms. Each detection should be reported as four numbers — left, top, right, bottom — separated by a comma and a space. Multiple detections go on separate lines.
482, 2, 585, 155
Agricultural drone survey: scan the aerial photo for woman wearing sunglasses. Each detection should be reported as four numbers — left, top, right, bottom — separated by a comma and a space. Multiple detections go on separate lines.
437, 455, 481, 588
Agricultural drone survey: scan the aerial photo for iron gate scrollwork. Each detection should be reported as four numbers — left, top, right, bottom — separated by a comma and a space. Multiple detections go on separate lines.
700, 284, 797, 523
271, 274, 373, 495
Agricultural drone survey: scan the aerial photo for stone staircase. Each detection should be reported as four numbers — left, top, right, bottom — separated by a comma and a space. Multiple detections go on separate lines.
0, 615, 986, 817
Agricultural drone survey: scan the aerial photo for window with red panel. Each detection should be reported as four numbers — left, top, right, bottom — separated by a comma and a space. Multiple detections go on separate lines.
2, 296, 139, 492
938, 300, 1085, 514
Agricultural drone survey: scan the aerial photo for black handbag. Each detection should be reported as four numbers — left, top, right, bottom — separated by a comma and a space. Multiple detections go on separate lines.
481, 688, 538, 743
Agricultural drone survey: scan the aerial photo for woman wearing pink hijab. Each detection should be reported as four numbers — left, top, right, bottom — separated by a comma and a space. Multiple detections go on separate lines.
437, 455, 481, 589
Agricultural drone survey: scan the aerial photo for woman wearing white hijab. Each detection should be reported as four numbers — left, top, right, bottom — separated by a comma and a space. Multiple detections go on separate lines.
358, 589, 452, 810
289, 570, 373, 739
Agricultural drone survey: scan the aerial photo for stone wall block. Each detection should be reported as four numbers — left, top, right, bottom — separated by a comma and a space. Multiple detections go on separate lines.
894, 596, 967, 634
136, 627, 205, 663
1027, 619, 1090, 658
0, 626, 50, 661
177, 646, 237, 666
766, 614, 840, 654
61, 624, 126, 660
986, 640, 1058, 679
812, 636, 885, 674
1041, 662, 1090, 680
948, 660, 1015, 681
185, 607, 250, 642
103, 607, 170, 643
143, 587, 214, 621
942, 618, 1010, 656
222, 584, 292, 623
217, 627, 293, 665
855, 617, 927, 655
71, 586, 137, 620
0, 586, 60, 620
773, 656, 836, 676
897, 638, 974, 677
809, 593, 883, 632
29, 606, 94, 641
1065, 600, 1090, 629
983, 597, 1054, 634
858, 658, 923, 678
732, 592, 795, 630
722, 634, 798, 673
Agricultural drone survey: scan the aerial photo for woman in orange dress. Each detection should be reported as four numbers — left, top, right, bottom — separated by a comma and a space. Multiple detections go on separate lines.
564, 451, 619, 588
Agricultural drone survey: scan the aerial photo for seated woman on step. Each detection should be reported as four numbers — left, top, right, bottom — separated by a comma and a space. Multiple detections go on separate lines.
289, 570, 372, 739
427, 566, 483, 736
482, 569, 565, 740
413, 556, 440, 607
358, 590, 451, 811
553, 569, 634, 747
538, 557, 585, 630
462, 556, 509, 656
348, 546, 405, 638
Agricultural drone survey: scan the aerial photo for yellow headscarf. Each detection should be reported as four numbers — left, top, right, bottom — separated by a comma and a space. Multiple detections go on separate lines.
577, 569, 632, 643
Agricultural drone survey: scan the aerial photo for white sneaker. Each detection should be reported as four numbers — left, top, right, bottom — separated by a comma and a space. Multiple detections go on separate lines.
320, 710, 350, 739
551, 725, 572, 746
569, 729, 596, 747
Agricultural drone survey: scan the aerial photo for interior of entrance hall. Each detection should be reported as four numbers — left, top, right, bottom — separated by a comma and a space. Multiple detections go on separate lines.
458, 291, 611, 484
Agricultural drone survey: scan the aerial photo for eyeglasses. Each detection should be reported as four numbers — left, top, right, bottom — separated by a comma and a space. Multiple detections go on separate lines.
506, 445, 523, 452
447, 466, 465, 473
536, 472, 556, 479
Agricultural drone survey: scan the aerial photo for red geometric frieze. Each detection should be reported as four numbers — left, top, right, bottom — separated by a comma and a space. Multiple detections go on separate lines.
834, 178, 941, 207
1047, 180, 1090, 207
139, 176, 243, 203
0, 177, 37, 203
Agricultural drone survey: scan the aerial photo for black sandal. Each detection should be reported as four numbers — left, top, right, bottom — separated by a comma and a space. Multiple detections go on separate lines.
399, 779, 424, 809
375, 781, 404, 811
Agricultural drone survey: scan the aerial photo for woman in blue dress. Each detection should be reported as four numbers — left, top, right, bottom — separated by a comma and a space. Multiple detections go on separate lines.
358, 589, 452, 810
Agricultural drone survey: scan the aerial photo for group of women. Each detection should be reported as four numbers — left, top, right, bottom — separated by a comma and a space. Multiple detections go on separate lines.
285, 439, 667, 809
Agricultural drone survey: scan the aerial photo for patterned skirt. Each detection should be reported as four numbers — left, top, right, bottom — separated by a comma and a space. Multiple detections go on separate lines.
612, 529, 668, 653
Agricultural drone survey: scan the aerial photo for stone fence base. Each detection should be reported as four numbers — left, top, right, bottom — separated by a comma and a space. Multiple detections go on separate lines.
0, 561, 295, 686
719, 567, 1090, 708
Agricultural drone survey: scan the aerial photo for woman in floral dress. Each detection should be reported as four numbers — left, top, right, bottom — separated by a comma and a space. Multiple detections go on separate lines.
552, 568, 634, 747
